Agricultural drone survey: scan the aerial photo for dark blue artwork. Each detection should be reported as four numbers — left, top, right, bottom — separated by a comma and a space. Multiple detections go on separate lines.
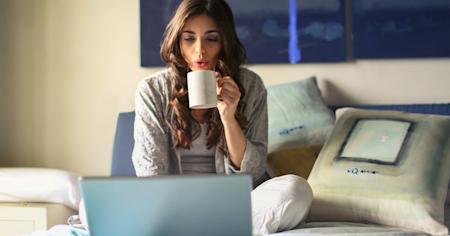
140, 0, 179, 67
140, 0, 346, 67
227, 0, 346, 64
352, 0, 450, 59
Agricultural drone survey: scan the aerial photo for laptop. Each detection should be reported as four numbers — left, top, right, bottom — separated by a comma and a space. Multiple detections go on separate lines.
79, 175, 253, 236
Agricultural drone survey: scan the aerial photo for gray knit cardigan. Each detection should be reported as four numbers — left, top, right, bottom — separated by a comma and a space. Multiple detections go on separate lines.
131, 68, 268, 184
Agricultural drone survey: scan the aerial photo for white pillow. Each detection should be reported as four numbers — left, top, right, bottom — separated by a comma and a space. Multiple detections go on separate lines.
0, 168, 81, 210
251, 175, 313, 234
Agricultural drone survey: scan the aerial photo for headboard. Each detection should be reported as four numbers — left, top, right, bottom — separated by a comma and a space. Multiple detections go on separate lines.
111, 103, 450, 176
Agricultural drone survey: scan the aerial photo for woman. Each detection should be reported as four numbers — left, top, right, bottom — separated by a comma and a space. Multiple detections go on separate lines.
132, 0, 312, 234
132, 0, 267, 184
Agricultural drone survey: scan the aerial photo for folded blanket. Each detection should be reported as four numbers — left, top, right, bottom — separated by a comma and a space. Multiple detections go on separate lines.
29, 225, 88, 236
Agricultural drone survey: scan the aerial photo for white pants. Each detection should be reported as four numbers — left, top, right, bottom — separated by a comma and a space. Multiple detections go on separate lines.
251, 174, 313, 235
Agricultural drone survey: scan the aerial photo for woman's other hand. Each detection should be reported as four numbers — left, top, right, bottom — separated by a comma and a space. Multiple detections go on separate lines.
216, 71, 240, 123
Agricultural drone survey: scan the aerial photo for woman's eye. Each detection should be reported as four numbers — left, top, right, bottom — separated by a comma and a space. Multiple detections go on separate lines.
206, 36, 219, 42
183, 36, 195, 42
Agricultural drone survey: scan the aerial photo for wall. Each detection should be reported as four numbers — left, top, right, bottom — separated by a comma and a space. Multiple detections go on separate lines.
1, 0, 449, 175
251, 59, 450, 105
0, 0, 152, 173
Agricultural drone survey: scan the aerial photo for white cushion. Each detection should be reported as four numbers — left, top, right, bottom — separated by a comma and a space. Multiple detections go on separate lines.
251, 175, 313, 234
0, 168, 81, 210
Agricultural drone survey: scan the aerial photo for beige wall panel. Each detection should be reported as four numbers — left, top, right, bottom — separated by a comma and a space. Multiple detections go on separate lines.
1, 0, 449, 174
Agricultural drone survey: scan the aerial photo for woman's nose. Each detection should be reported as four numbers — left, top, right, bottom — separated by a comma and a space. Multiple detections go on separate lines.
195, 39, 206, 55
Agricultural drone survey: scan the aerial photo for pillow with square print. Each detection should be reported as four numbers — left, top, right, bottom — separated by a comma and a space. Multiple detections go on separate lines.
335, 106, 450, 207
267, 76, 335, 154
307, 108, 450, 235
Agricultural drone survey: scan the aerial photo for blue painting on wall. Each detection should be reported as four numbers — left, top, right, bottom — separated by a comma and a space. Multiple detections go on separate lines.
140, 0, 347, 67
140, 0, 178, 67
352, 0, 450, 59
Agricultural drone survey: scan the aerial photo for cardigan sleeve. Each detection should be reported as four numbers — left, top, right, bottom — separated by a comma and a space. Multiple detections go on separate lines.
224, 70, 268, 183
131, 77, 171, 176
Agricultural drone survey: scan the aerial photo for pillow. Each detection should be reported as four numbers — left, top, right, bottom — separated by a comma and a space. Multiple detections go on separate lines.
267, 76, 335, 153
0, 168, 81, 210
252, 175, 313, 234
338, 107, 450, 206
267, 144, 322, 178
307, 108, 450, 235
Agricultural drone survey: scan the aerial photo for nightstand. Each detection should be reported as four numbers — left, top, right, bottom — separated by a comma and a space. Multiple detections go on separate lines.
0, 203, 76, 236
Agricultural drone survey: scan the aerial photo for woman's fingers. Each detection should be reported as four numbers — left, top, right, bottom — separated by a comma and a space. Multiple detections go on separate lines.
217, 91, 235, 104
215, 73, 240, 120
217, 76, 240, 96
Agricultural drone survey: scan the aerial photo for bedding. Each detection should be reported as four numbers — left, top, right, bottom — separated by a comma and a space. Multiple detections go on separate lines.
30, 225, 88, 236
252, 175, 313, 234
333, 103, 450, 205
28, 104, 450, 236
0, 168, 81, 210
266, 77, 335, 154
269, 221, 428, 235
307, 108, 450, 235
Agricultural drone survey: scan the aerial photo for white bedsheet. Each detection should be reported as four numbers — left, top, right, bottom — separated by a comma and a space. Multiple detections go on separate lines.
268, 221, 429, 236
32, 222, 429, 236
29, 202, 450, 236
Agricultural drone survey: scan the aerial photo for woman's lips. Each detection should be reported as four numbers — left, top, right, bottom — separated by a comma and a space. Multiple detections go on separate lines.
194, 60, 209, 69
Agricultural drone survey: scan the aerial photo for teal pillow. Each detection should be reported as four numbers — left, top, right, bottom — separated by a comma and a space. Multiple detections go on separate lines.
307, 108, 450, 235
267, 77, 335, 153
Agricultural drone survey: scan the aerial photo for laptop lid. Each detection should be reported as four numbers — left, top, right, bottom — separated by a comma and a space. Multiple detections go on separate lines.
79, 175, 252, 236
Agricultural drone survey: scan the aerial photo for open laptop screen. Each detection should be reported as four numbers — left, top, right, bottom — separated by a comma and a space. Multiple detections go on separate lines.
80, 175, 252, 236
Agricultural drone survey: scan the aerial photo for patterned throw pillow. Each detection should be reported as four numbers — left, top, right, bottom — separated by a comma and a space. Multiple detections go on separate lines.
307, 108, 450, 235
267, 77, 335, 153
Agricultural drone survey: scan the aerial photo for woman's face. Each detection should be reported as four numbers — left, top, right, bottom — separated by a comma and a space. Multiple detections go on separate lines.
180, 14, 222, 71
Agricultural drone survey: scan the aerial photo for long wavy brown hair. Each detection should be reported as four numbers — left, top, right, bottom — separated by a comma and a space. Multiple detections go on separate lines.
160, 0, 248, 154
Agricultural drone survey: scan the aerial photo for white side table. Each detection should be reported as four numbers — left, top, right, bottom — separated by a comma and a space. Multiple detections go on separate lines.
0, 203, 76, 236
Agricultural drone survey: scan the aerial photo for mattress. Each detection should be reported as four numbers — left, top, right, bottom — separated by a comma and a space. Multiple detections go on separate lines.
268, 204, 450, 235
269, 221, 428, 235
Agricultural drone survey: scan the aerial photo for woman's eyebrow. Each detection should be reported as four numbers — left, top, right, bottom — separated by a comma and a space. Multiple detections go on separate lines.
205, 30, 219, 34
181, 30, 219, 34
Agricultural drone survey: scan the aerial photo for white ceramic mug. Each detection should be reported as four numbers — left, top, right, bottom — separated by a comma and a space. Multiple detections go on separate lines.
187, 70, 217, 109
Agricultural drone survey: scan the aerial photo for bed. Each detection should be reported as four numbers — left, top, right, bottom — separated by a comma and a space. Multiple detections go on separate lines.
21, 76, 447, 236
110, 102, 450, 236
